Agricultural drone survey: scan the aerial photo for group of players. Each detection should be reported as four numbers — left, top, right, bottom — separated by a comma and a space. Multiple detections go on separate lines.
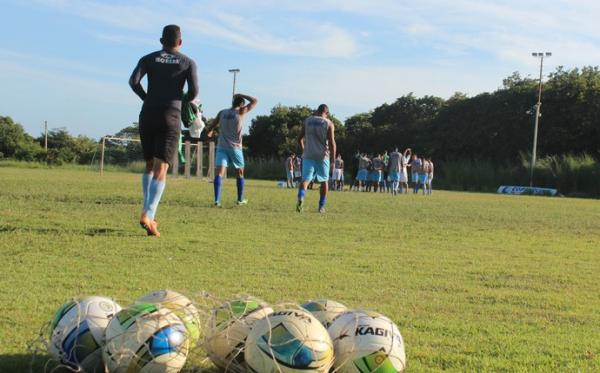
285, 150, 434, 196
130, 25, 338, 236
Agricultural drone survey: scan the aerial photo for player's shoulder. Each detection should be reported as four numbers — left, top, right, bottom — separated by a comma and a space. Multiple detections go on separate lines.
139, 50, 162, 63
172, 51, 196, 69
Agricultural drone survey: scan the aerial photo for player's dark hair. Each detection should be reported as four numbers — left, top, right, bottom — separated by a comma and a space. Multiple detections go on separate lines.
232, 96, 245, 108
161, 25, 181, 48
316, 104, 329, 115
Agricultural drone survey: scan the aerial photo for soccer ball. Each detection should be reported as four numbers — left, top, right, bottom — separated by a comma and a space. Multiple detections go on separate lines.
103, 303, 190, 373
301, 299, 347, 329
48, 296, 121, 372
136, 289, 201, 346
205, 296, 273, 372
245, 308, 334, 373
328, 310, 406, 373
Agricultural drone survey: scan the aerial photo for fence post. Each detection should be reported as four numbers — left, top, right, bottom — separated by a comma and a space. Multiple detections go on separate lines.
184, 141, 191, 178
172, 151, 179, 178
100, 137, 106, 176
197, 141, 203, 179
208, 141, 215, 180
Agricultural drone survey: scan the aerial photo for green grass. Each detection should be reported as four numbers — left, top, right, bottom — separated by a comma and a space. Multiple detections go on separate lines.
0, 167, 599, 372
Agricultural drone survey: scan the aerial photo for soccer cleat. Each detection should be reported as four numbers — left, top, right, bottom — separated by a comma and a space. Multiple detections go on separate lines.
214, 201, 222, 208
296, 199, 304, 213
318, 206, 326, 214
236, 199, 248, 206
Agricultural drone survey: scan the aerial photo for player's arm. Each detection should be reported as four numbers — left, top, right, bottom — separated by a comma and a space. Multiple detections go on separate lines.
237, 94, 258, 115
298, 122, 306, 153
206, 110, 222, 138
186, 59, 199, 103
327, 121, 336, 171
128, 58, 147, 101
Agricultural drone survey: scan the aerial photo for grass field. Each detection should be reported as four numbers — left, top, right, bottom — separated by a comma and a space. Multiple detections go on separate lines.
0, 166, 599, 372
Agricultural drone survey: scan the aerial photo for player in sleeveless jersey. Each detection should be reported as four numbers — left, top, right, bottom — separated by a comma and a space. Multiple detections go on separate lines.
296, 104, 336, 213
206, 93, 258, 207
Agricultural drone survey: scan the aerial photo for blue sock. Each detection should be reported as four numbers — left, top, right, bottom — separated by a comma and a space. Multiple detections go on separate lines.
298, 188, 306, 200
146, 179, 166, 220
319, 196, 327, 208
214, 175, 222, 203
142, 173, 152, 211
236, 177, 245, 201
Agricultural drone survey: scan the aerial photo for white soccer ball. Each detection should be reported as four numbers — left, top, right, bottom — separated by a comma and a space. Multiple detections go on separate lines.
301, 299, 347, 329
205, 296, 273, 372
48, 296, 121, 372
328, 310, 406, 373
135, 289, 201, 347
103, 303, 190, 373
245, 308, 334, 373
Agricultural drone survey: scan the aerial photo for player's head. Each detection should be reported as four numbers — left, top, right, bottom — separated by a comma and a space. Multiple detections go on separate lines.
232, 95, 245, 108
316, 104, 329, 117
337, 153, 342, 159
412, 154, 417, 159
161, 25, 182, 50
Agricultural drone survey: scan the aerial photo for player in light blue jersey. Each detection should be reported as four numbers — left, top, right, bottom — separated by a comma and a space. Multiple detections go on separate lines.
206, 93, 257, 207
296, 104, 336, 213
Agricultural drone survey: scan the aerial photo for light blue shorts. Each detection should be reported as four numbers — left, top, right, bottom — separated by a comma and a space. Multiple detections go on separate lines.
216, 147, 245, 169
390, 171, 401, 182
357, 169, 368, 181
287, 170, 294, 180
302, 159, 330, 183
412, 172, 419, 183
419, 173, 429, 184
370, 170, 382, 182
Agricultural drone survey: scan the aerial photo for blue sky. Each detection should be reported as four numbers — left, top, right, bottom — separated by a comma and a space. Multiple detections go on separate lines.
1, 0, 599, 139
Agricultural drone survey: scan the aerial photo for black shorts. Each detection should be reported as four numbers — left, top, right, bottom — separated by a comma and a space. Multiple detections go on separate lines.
139, 106, 181, 164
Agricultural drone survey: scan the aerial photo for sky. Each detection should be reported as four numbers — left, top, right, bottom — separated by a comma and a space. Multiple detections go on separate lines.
1, 0, 600, 139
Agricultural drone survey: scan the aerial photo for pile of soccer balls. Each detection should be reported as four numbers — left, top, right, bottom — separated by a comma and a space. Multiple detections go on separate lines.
47, 291, 406, 372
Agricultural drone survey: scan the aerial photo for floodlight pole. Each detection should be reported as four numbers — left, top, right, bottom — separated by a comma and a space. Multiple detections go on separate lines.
530, 52, 551, 187
228, 69, 240, 99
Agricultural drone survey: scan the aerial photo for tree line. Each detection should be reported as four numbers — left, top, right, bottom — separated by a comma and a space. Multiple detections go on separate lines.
245, 66, 600, 168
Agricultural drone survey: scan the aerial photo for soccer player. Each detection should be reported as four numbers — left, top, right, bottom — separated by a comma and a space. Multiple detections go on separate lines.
129, 25, 198, 237
296, 104, 336, 213
382, 150, 390, 192
410, 154, 422, 193
371, 154, 384, 192
355, 153, 370, 191
420, 157, 430, 195
285, 153, 295, 188
388, 148, 402, 195
206, 93, 258, 207
426, 157, 434, 195
333, 154, 344, 191
400, 148, 411, 193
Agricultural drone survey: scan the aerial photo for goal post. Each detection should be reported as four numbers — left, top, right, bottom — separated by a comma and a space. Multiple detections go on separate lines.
99, 136, 215, 180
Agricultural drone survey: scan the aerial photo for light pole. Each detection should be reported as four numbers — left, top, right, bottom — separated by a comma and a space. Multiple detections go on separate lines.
228, 68, 240, 99
529, 52, 551, 187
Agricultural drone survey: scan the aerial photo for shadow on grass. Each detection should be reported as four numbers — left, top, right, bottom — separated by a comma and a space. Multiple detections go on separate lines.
0, 353, 63, 373
0, 354, 221, 372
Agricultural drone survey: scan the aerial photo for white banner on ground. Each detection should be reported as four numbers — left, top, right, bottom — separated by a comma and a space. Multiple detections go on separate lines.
497, 185, 558, 196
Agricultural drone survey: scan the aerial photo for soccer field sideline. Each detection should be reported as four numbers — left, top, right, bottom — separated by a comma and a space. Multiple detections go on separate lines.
0, 167, 599, 372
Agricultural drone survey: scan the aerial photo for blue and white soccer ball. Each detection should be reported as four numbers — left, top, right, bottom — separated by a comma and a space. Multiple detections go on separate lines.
245, 308, 334, 373
103, 303, 190, 372
48, 296, 121, 372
